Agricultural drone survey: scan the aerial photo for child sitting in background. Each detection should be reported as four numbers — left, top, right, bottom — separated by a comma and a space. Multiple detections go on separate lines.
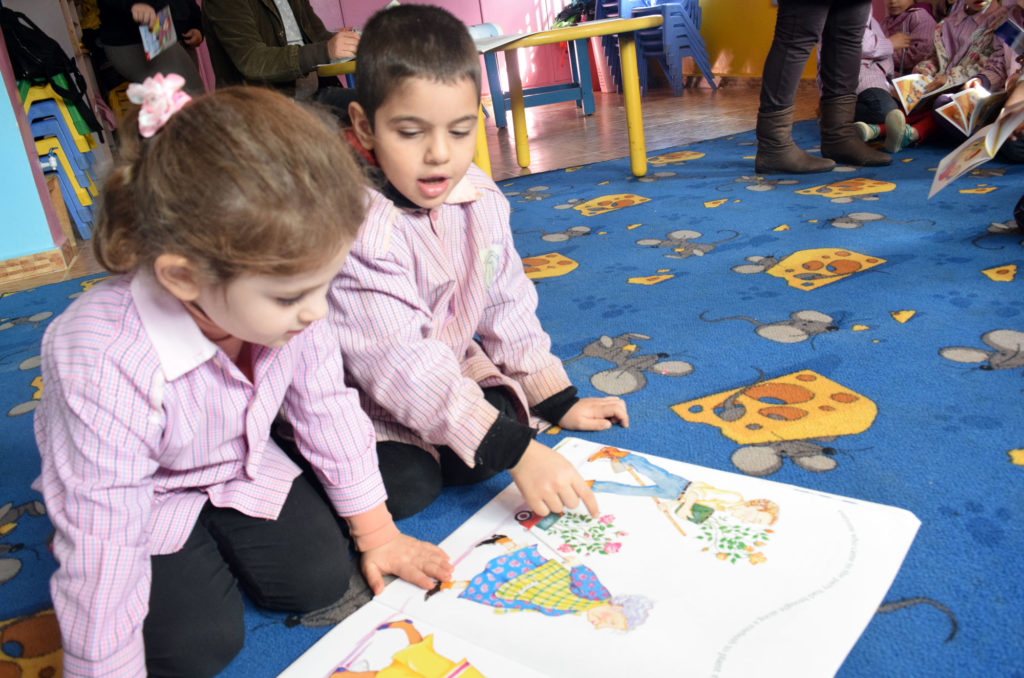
851, 14, 911, 153
330, 4, 629, 522
905, 0, 1007, 144
881, 0, 938, 76
34, 80, 450, 677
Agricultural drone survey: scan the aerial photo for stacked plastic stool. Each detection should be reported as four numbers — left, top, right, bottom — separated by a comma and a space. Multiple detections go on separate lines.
594, 0, 715, 96
19, 78, 99, 239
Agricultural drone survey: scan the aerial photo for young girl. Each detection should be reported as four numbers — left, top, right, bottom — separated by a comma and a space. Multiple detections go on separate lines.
33, 78, 451, 677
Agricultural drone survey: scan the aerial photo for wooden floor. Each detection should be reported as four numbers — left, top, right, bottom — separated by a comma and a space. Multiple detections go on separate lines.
2, 80, 820, 295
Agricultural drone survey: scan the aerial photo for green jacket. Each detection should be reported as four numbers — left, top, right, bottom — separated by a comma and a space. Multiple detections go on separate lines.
201, 0, 333, 95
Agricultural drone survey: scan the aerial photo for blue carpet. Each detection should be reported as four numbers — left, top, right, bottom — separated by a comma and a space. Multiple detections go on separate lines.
2, 120, 1022, 676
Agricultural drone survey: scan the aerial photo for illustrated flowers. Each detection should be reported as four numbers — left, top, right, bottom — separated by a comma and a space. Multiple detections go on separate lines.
546, 512, 627, 556
127, 73, 191, 138
695, 513, 773, 565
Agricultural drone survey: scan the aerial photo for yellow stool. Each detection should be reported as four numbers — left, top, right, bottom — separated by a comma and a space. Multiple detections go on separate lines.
474, 105, 490, 177
35, 138, 98, 207
107, 82, 132, 125
22, 83, 97, 153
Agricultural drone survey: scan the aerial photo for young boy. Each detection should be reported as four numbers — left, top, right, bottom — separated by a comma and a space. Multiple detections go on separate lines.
330, 5, 629, 521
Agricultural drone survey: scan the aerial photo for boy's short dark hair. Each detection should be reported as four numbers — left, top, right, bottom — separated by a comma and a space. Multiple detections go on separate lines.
355, 4, 481, 128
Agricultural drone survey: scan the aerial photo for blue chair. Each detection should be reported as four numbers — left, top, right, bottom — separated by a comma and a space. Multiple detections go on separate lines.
595, 0, 715, 96
478, 23, 596, 129
632, 2, 717, 95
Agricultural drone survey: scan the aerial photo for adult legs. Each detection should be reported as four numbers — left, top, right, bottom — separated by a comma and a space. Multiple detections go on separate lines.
817, 1, 891, 166
102, 41, 205, 96
756, 0, 835, 173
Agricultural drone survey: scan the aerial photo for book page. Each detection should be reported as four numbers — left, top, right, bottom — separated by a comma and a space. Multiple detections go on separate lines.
891, 73, 955, 114
937, 99, 968, 135
929, 101, 1024, 198
282, 438, 919, 678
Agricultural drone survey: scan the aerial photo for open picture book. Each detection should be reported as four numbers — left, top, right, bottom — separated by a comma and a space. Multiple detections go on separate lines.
280, 437, 920, 678
929, 101, 1024, 198
891, 73, 957, 115
935, 87, 1008, 136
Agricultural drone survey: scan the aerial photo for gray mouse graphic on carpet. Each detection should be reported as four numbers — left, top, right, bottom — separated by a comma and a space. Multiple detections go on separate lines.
939, 329, 1024, 372
699, 309, 839, 344
563, 332, 693, 396
636, 229, 738, 259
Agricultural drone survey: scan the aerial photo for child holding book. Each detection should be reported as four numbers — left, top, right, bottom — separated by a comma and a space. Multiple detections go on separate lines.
850, 14, 913, 152
330, 5, 629, 521
898, 0, 1007, 146
33, 80, 451, 677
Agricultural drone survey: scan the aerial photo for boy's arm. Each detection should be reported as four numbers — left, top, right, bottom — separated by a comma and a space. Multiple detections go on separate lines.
330, 227, 509, 467
34, 344, 160, 677
472, 185, 575, 410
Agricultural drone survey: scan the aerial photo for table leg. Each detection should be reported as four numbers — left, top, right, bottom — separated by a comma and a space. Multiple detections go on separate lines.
474, 104, 491, 176
504, 49, 530, 168
617, 33, 648, 177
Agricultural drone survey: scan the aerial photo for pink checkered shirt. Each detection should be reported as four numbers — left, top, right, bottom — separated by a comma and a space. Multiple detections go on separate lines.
33, 272, 383, 677
329, 164, 572, 465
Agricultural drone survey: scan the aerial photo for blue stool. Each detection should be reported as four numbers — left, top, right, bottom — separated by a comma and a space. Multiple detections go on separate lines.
595, 0, 715, 95
42, 152, 94, 240
481, 33, 595, 129
633, 2, 716, 95
32, 116, 95, 182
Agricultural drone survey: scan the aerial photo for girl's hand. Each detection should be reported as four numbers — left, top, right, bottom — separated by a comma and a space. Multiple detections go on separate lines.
510, 440, 599, 518
889, 32, 911, 50
130, 3, 157, 27
360, 534, 452, 595
559, 397, 629, 431
923, 73, 947, 93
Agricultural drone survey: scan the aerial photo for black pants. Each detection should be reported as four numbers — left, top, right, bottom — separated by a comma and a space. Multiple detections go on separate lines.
856, 87, 899, 124
760, 0, 871, 112
144, 475, 353, 677
377, 386, 520, 520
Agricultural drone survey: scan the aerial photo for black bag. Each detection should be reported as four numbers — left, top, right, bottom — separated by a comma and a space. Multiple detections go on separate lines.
0, 3, 103, 134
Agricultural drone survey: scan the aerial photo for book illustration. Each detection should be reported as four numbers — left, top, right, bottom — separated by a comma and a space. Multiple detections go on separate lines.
936, 87, 1008, 136
328, 618, 484, 677
139, 6, 176, 61
891, 73, 956, 114
430, 536, 653, 632
994, 16, 1024, 55
282, 437, 920, 678
586, 446, 777, 564
929, 101, 1024, 197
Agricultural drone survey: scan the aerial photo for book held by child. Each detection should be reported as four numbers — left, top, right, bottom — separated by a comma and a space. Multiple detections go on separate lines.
935, 87, 1008, 136
891, 73, 956, 114
929, 101, 1024, 198
139, 6, 176, 61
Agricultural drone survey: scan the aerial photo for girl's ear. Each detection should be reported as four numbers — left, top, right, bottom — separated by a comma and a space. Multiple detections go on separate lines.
348, 101, 375, 150
154, 254, 202, 302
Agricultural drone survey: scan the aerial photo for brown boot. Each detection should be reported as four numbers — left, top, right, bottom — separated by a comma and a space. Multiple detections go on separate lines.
819, 94, 892, 167
755, 106, 836, 174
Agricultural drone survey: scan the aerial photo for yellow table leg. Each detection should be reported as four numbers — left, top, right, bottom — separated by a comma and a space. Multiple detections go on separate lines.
618, 34, 648, 178
474, 104, 491, 177
504, 50, 531, 168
